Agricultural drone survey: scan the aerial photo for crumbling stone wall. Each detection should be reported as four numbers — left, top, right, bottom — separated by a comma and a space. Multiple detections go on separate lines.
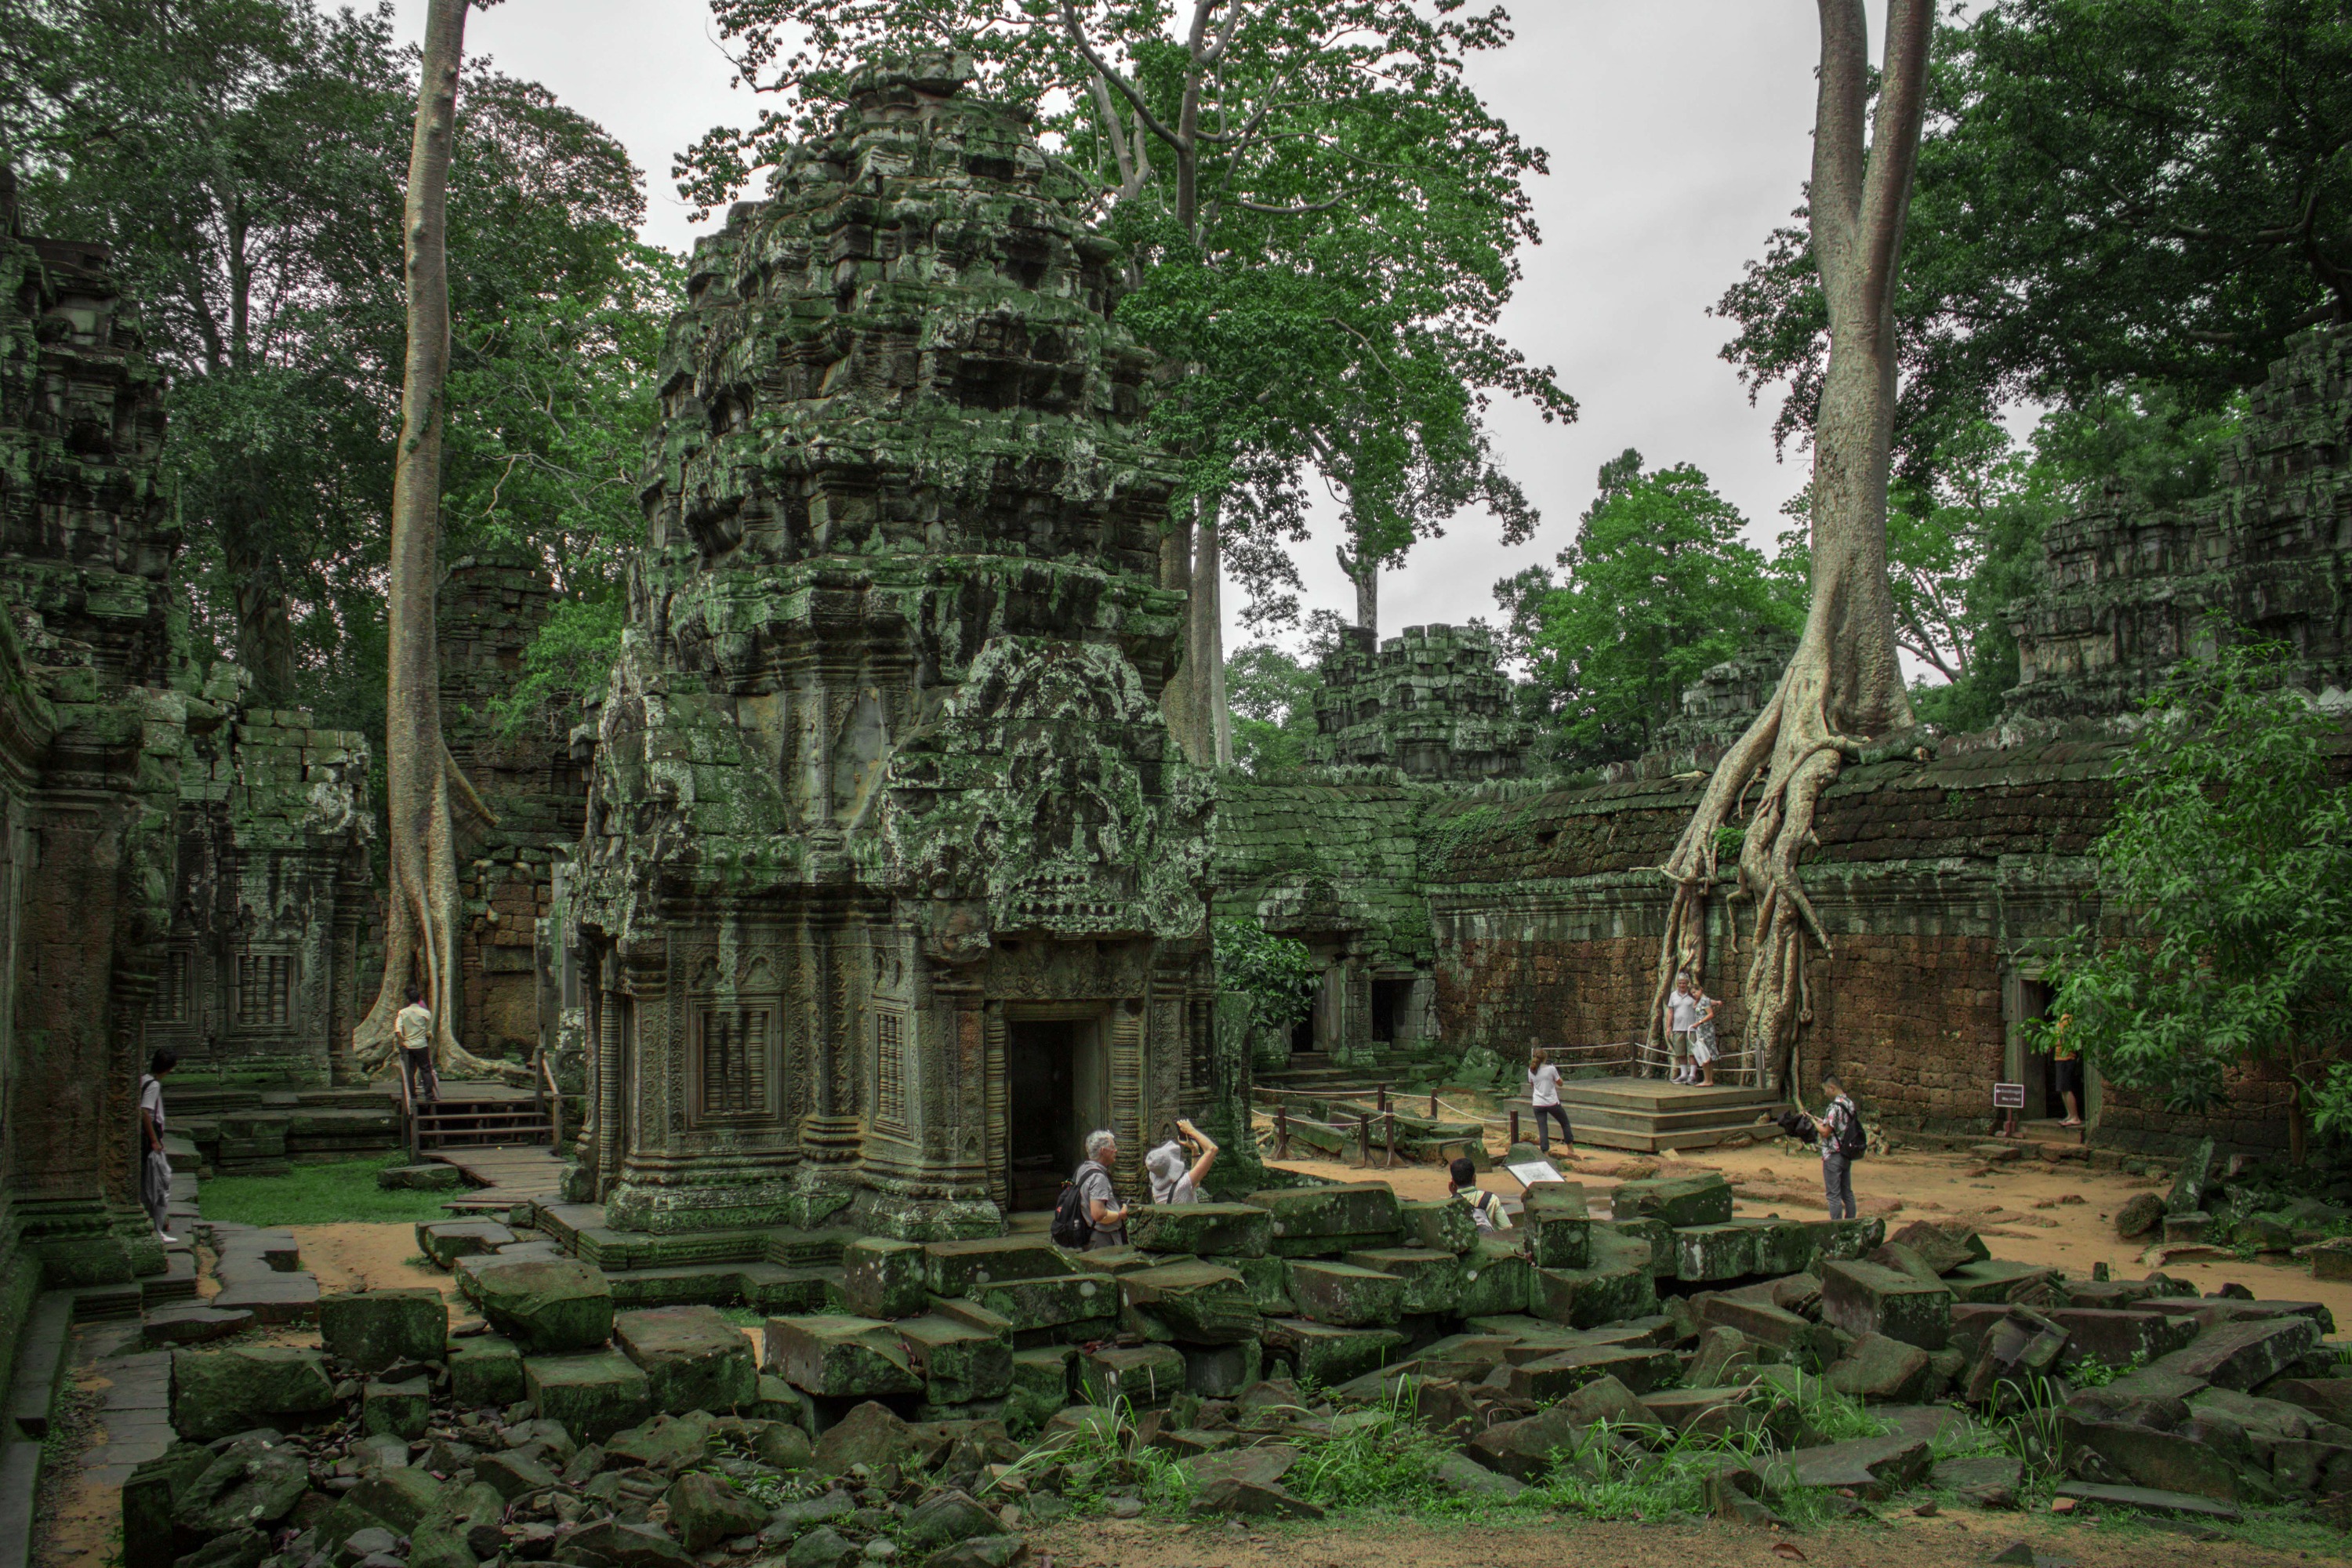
441, 558, 587, 1063
1425, 745, 2112, 1125
0, 172, 186, 1294
1213, 779, 1432, 1068
569, 66, 1222, 1239
2009, 325, 2352, 721
160, 684, 372, 1085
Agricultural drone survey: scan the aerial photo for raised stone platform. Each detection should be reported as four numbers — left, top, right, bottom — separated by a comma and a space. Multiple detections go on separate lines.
166, 1081, 401, 1173
1553, 1076, 1788, 1154
531, 1203, 856, 1309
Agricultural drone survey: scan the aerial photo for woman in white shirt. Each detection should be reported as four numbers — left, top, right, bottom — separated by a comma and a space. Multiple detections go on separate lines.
1526, 1046, 1574, 1158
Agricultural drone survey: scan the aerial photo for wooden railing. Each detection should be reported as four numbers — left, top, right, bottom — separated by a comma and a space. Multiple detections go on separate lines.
536, 1053, 564, 1152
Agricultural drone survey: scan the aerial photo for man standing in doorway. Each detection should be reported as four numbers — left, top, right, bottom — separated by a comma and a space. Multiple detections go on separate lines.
2052, 1012, 2085, 1128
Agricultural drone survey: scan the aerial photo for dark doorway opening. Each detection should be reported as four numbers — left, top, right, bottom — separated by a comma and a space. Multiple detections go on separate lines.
1370, 978, 1411, 1044
1290, 1007, 1316, 1056
1007, 1018, 1080, 1211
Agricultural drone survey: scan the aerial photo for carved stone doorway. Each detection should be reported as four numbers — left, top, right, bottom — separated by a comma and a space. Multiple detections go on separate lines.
1004, 1010, 1106, 1210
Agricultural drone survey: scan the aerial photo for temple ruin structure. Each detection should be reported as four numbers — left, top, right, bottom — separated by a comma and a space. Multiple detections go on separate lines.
1224, 322, 2352, 1157
562, 66, 1225, 1240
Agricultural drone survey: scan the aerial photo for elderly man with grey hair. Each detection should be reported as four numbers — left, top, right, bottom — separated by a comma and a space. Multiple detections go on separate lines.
1076, 1129, 1127, 1249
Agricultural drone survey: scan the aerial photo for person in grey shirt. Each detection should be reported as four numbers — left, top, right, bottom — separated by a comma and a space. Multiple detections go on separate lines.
1075, 1128, 1127, 1248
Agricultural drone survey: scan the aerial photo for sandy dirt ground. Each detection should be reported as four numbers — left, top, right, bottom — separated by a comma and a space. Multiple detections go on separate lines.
1030, 1508, 2323, 1568
1264, 1135, 2352, 1327
291, 1221, 464, 1298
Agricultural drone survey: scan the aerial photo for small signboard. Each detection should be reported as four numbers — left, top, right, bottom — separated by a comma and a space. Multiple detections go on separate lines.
1992, 1081, 2027, 1109
1504, 1160, 1565, 1188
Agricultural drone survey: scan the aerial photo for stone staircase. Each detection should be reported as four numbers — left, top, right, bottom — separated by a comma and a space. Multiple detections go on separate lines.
412, 1089, 555, 1152
1555, 1076, 1789, 1154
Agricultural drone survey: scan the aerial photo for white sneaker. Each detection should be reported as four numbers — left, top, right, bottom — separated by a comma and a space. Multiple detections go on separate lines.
156, 1231, 177, 1243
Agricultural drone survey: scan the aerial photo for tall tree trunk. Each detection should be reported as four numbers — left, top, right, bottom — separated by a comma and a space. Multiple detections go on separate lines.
1644, 0, 1930, 1094
1353, 554, 1377, 637
1194, 500, 1231, 766
352, 0, 520, 1086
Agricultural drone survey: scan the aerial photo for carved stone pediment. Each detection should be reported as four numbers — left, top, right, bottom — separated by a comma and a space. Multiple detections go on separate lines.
881, 636, 1211, 940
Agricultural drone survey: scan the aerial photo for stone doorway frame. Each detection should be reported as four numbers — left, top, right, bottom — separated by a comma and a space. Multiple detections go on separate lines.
2002, 959, 2100, 1129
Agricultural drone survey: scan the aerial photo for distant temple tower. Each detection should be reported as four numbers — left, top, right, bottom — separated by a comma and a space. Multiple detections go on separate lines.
1307, 624, 1530, 780
568, 64, 1223, 1237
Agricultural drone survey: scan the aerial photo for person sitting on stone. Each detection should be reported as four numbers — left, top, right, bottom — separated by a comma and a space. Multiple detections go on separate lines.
1076, 1129, 1127, 1248
1449, 1155, 1512, 1232
1146, 1116, 1218, 1204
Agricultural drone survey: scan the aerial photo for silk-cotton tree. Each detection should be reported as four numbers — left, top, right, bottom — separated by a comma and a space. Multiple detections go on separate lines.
355, 0, 524, 1084
678, 0, 1572, 764
1646, 0, 1933, 1094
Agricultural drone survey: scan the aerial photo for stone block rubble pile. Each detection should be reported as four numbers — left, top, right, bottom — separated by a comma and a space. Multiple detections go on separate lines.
127, 1171, 2352, 1568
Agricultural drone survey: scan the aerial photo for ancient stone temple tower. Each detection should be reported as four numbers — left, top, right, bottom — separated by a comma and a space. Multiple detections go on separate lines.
569, 64, 1221, 1239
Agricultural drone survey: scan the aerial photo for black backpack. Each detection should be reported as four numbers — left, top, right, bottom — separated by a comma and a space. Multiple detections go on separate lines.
1833, 1100, 1867, 1160
1049, 1175, 1094, 1248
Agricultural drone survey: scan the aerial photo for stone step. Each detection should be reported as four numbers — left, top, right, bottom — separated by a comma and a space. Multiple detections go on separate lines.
140, 1251, 199, 1307
0, 1439, 39, 1568
1559, 1102, 1786, 1136
1555, 1079, 1778, 1112
143, 1306, 256, 1346
70, 1283, 144, 1322
4, 1293, 71, 1438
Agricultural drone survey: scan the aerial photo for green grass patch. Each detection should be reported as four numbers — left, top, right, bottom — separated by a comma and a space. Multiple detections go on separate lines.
200, 1154, 460, 1227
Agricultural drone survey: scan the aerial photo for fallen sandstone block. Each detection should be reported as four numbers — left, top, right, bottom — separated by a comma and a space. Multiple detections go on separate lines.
1128, 1202, 1272, 1258
1284, 1260, 1404, 1327
318, 1288, 447, 1374
616, 1305, 757, 1414
762, 1314, 922, 1399
1820, 1258, 1952, 1350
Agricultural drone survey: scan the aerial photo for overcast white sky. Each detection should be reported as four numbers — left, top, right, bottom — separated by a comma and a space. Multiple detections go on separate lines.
398, 2, 1886, 656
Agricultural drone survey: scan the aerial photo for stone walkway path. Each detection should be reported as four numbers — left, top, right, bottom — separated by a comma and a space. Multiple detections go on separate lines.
432, 1145, 566, 1210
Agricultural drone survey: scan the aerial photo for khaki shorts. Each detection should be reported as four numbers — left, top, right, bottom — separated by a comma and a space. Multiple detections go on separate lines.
1668, 1032, 1691, 1059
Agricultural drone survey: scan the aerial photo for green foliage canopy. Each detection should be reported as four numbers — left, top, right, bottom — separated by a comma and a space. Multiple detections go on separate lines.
1497, 450, 1801, 769
1716, 0, 2348, 488
2034, 637, 2352, 1157
681, 0, 1573, 627
1225, 642, 1322, 779
3, 0, 672, 729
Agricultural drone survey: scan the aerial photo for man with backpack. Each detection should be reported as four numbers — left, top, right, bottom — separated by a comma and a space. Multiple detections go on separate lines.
1813, 1073, 1864, 1220
1051, 1129, 1128, 1250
